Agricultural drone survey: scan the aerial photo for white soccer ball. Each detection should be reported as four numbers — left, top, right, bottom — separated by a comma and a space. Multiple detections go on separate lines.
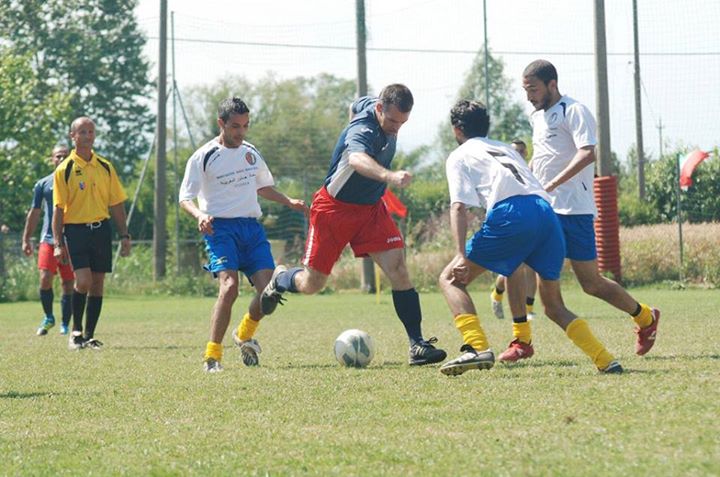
334, 329, 375, 368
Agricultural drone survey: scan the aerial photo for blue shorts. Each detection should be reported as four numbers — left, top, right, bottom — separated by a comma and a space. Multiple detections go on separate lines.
557, 214, 597, 261
466, 195, 566, 280
203, 217, 275, 280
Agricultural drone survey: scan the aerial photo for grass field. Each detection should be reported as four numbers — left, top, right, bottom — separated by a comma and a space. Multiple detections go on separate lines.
1, 287, 718, 476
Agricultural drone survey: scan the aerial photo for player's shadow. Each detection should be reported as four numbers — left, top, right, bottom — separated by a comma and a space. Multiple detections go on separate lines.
641, 353, 720, 361
107, 345, 196, 351
279, 363, 343, 370
0, 391, 56, 399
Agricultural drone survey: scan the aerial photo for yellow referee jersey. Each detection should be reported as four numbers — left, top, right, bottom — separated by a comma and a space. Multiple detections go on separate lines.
53, 150, 128, 224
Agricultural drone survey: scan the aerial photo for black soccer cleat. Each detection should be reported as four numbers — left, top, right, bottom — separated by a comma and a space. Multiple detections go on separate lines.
260, 265, 288, 315
408, 337, 447, 366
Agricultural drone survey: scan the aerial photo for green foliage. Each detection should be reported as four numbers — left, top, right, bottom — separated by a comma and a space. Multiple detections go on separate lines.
436, 48, 531, 157
0, 0, 153, 174
0, 47, 72, 228
644, 148, 720, 223
618, 190, 661, 226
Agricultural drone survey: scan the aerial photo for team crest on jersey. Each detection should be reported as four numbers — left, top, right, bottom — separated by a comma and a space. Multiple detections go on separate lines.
245, 152, 256, 165
549, 112, 559, 124
79, 181, 86, 190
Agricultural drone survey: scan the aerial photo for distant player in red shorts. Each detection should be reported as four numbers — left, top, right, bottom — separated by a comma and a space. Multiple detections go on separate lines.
260, 84, 447, 366
22, 145, 75, 336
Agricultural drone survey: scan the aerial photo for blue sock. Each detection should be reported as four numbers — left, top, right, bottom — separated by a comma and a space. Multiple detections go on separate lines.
391, 288, 423, 346
276, 267, 303, 293
40, 288, 54, 318
61, 294, 72, 327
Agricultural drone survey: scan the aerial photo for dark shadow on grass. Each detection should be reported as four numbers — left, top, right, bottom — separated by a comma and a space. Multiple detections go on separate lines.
276, 363, 342, 370
619, 368, 672, 375
641, 354, 720, 361
107, 345, 196, 351
277, 361, 414, 370
0, 391, 56, 399
497, 359, 579, 369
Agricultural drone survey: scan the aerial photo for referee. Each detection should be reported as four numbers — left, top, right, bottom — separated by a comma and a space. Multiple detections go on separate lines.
52, 116, 131, 350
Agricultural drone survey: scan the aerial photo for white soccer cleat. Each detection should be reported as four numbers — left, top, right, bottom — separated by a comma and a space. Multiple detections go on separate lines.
233, 334, 262, 366
490, 294, 504, 319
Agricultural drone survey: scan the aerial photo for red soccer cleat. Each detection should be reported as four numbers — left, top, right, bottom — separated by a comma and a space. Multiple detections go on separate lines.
498, 339, 534, 362
635, 308, 660, 356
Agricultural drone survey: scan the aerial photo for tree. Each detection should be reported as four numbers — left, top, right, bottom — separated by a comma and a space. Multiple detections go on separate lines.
436, 48, 532, 156
0, 0, 153, 173
0, 47, 72, 278
0, 47, 72, 229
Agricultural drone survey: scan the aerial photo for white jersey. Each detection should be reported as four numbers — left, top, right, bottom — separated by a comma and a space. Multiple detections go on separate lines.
179, 138, 274, 218
446, 137, 550, 211
530, 95, 597, 215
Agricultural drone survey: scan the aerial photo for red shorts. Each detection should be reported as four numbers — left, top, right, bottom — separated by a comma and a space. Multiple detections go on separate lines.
302, 187, 404, 275
38, 242, 75, 281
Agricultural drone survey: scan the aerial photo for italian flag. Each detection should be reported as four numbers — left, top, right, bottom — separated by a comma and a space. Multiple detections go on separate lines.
679, 150, 710, 190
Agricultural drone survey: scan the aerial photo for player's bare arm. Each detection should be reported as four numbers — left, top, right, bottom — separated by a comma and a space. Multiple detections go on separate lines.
110, 203, 131, 257
21, 208, 41, 256
449, 201, 471, 284
545, 146, 596, 192
348, 151, 412, 188
180, 199, 214, 235
51, 206, 67, 264
257, 187, 308, 215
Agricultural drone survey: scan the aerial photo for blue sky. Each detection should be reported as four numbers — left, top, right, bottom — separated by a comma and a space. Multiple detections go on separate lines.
136, 0, 719, 162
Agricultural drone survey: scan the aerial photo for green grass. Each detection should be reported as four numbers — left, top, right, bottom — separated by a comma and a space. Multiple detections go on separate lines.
1, 287, 718, 476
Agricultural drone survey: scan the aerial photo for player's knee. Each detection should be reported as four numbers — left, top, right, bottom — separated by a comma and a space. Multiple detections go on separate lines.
218, 279, 239, 302
579, 277, 605, 298
39, 275, 53, 289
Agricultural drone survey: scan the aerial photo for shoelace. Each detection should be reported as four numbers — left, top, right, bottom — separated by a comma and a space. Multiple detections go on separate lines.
272, 293, 287, 307
413, 337, 440, 355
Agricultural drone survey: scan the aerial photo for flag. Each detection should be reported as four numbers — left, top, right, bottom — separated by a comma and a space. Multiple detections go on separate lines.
382, 188, 407, 218
679, 150, 710, 190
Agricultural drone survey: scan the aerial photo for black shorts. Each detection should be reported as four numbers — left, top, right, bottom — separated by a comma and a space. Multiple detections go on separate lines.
63, 220, 113, 273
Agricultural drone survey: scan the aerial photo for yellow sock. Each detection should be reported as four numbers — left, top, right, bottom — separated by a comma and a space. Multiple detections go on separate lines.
204, 341, 223, 361
491, 289, 504, 302
237, 313, 260, 341
565, 319, 614, 370
527, 303, 534, 314
632, 303, 653, 328
512, 321, 532, 344
454, 313, 490, 351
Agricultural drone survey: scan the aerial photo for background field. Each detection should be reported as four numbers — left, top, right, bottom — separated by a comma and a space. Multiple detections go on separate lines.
1, 287, 718, 476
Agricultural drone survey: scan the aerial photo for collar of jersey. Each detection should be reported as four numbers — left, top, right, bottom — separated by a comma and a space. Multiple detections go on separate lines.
68, 150, 97, 168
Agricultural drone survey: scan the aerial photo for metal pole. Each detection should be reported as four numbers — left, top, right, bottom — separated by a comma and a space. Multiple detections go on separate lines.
483, 0, 490, 110
657, 118, 664, 159
593, 0, 613, 177
632, 0, 646, 198
153, 0, 168, 280
171, 11, 180, 275
355, 0, 367, 97
175, 87, 196, 150
356, 0, 374, 293
675, 153, 684, 282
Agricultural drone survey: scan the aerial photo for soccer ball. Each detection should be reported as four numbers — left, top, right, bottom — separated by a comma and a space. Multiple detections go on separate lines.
334, 329, 375, 368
